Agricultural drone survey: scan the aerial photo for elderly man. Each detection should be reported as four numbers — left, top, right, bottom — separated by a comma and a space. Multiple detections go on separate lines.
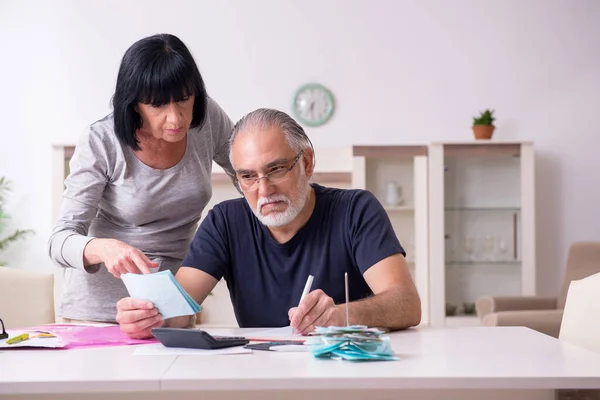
116, 109, 421, 339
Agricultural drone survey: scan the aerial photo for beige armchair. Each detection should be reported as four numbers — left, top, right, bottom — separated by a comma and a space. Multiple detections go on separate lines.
476, 242, 600, 338
0, 267, 55, 329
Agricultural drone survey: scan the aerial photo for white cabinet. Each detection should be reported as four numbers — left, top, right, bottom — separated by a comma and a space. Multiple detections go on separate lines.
428, 142, 536, 328
352, 146, 430, 326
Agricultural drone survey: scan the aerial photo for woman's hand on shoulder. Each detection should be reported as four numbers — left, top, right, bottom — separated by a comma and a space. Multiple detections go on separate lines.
84, 238, 159, 278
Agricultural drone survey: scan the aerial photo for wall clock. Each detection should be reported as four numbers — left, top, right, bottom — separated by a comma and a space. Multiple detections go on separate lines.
292, 83, 335, 127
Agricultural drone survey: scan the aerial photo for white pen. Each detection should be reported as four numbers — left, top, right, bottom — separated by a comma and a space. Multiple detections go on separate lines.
345, 272, 350, 326
292, 274, 314, 335
299, 274, 314, 306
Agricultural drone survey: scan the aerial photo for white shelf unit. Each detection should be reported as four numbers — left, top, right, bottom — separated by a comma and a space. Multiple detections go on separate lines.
428, 142, 536, 328
352, 146, 430, 326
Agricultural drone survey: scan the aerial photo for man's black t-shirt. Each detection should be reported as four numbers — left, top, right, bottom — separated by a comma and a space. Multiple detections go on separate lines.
182, 184, 405, 328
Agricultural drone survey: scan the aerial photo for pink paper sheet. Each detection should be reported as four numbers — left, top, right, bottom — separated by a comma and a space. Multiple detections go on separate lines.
24, 324, 158, 349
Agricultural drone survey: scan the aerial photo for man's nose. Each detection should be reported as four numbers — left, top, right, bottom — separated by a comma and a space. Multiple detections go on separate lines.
257, 176, 274, 198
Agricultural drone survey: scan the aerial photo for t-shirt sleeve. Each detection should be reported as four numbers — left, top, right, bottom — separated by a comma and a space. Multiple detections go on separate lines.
348, 190, 406, 274
181, 205, 230, 281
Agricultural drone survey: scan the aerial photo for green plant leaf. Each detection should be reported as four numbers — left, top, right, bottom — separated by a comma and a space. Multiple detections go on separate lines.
0, 177, 11, 207
0, 177, 34, 261
472, 109, 495, 125
0, 229, 34, 252
0, 210, 7, 232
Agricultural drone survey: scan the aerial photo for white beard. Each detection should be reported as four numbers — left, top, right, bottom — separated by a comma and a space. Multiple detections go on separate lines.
252, 172, 311, 227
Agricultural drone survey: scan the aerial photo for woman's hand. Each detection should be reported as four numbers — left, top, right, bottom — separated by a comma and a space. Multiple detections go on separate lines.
116, 297, 163, 339
84, 238, 159, 278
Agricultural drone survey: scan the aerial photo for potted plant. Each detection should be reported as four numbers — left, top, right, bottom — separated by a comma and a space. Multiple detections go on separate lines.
472, 109, 495, 140
0, 177, 33, 266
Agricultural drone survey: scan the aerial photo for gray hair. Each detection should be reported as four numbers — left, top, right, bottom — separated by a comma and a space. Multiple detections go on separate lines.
228, 108, 313, 165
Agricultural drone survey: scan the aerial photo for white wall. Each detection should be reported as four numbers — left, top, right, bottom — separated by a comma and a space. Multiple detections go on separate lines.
0, 0, 599, 296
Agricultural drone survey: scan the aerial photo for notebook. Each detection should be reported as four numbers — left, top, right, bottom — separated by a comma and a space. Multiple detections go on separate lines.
121, 270, 201, 319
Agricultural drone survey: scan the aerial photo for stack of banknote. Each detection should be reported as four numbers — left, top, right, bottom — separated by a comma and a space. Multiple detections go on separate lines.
306, 325, 398, 361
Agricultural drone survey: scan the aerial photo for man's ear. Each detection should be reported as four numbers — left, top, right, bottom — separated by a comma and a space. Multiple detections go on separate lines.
303, 148, 315, 176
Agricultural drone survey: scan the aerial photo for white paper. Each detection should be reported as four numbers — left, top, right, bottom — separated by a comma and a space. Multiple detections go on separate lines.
0, 330, 66, 349
133, 343, 252, 356
271, 344, 308, 352
244, 326, 305, 342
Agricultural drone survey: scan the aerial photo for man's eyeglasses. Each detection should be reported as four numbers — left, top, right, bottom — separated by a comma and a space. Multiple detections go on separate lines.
235, 150, 305, 192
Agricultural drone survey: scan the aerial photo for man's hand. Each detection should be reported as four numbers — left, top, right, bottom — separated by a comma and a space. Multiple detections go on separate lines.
116, 297, 163, 339
288, 289, 344, 335
85, 238, 159, 278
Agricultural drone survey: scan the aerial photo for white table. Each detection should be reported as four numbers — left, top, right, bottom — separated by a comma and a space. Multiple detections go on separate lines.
1, 326, 599, 400
0, 346, 176, 395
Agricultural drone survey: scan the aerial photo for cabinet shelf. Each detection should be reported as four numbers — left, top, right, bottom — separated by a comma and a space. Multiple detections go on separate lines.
445, 207, 520, 212
383, 205, 414, 212
446, 260, 521, 265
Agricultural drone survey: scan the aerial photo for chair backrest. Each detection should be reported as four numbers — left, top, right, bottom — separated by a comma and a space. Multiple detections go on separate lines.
559, 272, 600, 353
557, 242, 600, 310
0, 268, 55, 329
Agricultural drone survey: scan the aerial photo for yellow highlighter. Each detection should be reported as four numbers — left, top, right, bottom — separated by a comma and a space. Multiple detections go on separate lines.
6, 333, 29, 345
30, 332, 55, 339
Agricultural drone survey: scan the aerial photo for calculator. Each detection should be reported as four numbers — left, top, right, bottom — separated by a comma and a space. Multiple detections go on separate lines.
152, 328, 249, 350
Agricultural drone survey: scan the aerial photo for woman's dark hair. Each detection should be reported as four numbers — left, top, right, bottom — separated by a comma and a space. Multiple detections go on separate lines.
112, 33, 207, 150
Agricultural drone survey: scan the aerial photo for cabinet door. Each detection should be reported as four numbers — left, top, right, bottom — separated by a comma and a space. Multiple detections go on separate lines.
429, 143, 535, 327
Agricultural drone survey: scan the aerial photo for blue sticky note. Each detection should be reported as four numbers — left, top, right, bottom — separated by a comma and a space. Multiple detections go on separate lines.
121, 270, 201, 319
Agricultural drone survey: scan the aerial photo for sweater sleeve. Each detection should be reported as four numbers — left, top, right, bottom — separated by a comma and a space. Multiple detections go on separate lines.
207, 97, 235, 179
47, 124, 114, 272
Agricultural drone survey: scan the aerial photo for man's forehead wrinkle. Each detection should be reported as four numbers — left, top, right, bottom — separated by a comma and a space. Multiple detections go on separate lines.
232, 127, 294, 171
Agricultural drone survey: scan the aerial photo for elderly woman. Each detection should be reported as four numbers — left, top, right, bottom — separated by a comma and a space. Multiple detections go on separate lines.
48, 33, 234, 325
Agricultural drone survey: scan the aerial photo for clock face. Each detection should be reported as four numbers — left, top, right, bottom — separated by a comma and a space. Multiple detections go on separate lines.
292, 83, 335, 127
